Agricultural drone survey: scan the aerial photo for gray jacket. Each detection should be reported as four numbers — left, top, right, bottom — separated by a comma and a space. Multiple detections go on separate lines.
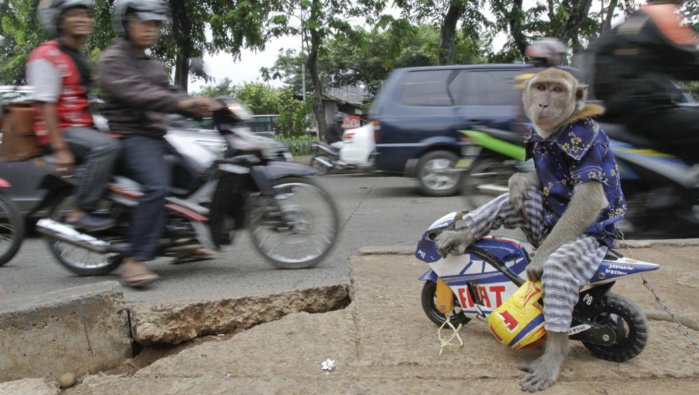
97, 39, 186, 137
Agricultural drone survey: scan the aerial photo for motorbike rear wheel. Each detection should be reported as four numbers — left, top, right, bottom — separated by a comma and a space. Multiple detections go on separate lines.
248, 176, 339, 269
46, 193, 123, 276
582, 293, 649, 362
421, 280, 471, 327
461, 156, 518, 209
0, 193, 24, 266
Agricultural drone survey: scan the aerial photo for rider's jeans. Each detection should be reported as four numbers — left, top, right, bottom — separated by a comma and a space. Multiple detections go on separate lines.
62, 127, 121, 212
119, 135, 197, 262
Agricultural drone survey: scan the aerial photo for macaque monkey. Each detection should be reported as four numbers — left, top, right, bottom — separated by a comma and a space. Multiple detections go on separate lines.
437, 68, 626, 392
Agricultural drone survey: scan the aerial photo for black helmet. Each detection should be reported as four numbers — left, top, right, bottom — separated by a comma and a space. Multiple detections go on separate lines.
334, 112, 345, 123
111, 0, 170, 37
38, 0, 95, 37
525, 37, 567, 67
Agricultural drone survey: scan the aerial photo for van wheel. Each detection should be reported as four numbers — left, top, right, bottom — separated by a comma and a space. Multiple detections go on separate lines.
416, 151, 461, 197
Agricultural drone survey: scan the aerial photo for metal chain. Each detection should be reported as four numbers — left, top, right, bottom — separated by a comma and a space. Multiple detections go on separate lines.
641, 276, 699, 350
616, 232, 699, 350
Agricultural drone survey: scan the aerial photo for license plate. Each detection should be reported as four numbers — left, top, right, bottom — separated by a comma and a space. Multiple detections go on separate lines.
456, 159, 473, 168
462, 146, 482, 156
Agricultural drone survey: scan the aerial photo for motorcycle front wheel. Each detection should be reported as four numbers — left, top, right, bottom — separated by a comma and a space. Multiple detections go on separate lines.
248, 176, 339, 269
582, 293, 649, 362
46, 193, 123, 276
421, 280, 471, 327
0, 193, 24, 266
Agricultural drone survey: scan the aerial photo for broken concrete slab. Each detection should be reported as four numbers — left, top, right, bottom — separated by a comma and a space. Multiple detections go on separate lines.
129, 285, 350, 345
0, 281, 131, 382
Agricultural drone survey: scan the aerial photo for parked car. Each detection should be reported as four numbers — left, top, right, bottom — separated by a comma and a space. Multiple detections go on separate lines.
368, 63, 552, 196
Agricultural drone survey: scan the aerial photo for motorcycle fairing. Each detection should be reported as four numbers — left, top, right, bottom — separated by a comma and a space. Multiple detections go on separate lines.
590, 257, 660, 284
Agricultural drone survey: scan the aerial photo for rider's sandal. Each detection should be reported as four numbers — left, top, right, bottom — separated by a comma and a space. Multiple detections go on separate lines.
171, 247, 215, 265
121, 269, 160, 288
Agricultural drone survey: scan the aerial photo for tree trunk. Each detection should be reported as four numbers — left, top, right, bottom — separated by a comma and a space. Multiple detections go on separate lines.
169, 0, 192, 91
559, 0, 594, 52
308, 27, 326, 141
509, 0, 528, 56
438, 1, 466, 65
602, 0, 620, 33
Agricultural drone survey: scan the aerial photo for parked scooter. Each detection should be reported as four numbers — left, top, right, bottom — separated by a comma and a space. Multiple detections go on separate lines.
459, 125, 699, 239
310, 123, 375, 174
415, 211, 658, 361
33, 99, 340, 275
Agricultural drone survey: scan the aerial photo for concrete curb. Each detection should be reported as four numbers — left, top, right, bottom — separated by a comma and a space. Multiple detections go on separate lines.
359, 238, 699, 256
0, 281, 131, 382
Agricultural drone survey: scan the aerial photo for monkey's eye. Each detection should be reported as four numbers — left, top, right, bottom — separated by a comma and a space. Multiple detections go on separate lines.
553, 86, 563, 93
536, 84, 546, 91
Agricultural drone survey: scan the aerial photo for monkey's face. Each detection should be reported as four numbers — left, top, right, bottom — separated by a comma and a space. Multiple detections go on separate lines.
523, 68, 585, 139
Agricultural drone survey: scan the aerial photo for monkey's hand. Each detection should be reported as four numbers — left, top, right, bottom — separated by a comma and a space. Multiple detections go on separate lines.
526, 251, 546, 281
435, 229, 475, 258
508, 172, 540, 221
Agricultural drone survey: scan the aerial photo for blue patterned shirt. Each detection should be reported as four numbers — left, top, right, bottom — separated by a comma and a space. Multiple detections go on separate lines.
526, 118, 627, 247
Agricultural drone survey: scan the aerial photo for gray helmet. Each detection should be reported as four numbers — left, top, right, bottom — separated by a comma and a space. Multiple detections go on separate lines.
111, 0, 170, 37
38, 0, 95, 37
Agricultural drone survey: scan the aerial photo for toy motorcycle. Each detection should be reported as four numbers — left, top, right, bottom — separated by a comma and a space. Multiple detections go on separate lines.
415, 211, 659, 361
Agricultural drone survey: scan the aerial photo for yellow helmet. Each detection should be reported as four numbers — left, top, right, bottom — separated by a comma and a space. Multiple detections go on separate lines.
487, 281, 547, 349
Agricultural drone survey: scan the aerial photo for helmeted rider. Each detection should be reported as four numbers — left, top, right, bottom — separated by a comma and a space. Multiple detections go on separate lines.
97, 0, 221, 287
325, 112, 345, 149
589, 0, 699, 165
27, 0, 121, 231
524, 37, 567, 68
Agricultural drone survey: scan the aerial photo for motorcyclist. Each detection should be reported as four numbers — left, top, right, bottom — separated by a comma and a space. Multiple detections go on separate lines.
26, 0, 121, 231
97, 0, 220, 287
590, 0, 699, 165
325, 112, 345, 149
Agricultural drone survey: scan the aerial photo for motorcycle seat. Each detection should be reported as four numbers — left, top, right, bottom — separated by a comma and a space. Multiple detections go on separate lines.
599, 123, 655, 148
603, 249, 624, 261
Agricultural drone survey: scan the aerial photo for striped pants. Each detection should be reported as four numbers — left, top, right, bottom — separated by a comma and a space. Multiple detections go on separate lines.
463, 188, 608, 332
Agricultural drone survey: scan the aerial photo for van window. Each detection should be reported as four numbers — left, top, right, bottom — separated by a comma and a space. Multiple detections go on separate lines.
457, 70, 522, 106
399, 70, 454, 106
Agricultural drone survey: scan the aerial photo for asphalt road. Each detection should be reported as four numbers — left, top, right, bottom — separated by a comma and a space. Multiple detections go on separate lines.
0, 174, 520, 305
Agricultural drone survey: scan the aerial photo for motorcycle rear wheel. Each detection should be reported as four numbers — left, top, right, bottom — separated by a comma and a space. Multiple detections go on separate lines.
461, 156, 518, 209
582, 293, 649, 362
421, 280, 471, 327
0, 193, 24, 266
46, 193, 123, 276
248, 176, 339, 269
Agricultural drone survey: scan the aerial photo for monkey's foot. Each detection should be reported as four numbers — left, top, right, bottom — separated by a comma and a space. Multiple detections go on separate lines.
518, 356, 542, 373
519, 357, 561, 392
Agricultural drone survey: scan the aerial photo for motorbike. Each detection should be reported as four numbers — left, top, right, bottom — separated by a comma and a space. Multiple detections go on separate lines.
459, 125, 699, 239
33, 99, 340, 275
415, 211, 659, 362
310, 123, 375, 174
0, 177, 24, 266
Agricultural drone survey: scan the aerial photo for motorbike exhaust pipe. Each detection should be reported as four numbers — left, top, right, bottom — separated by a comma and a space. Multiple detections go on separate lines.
36, 218, 110, 253
313, 156, 334, 169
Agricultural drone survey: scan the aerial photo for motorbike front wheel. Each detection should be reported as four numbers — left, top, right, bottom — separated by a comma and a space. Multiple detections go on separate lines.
46, 193, 123, 276
248, 176, 339, 269
421, 280, 471, 327
0, 192, 24, 266
582, 293, 649, 362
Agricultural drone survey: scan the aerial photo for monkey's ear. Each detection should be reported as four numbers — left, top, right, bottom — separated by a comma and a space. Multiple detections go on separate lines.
575, 84, 588, 111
